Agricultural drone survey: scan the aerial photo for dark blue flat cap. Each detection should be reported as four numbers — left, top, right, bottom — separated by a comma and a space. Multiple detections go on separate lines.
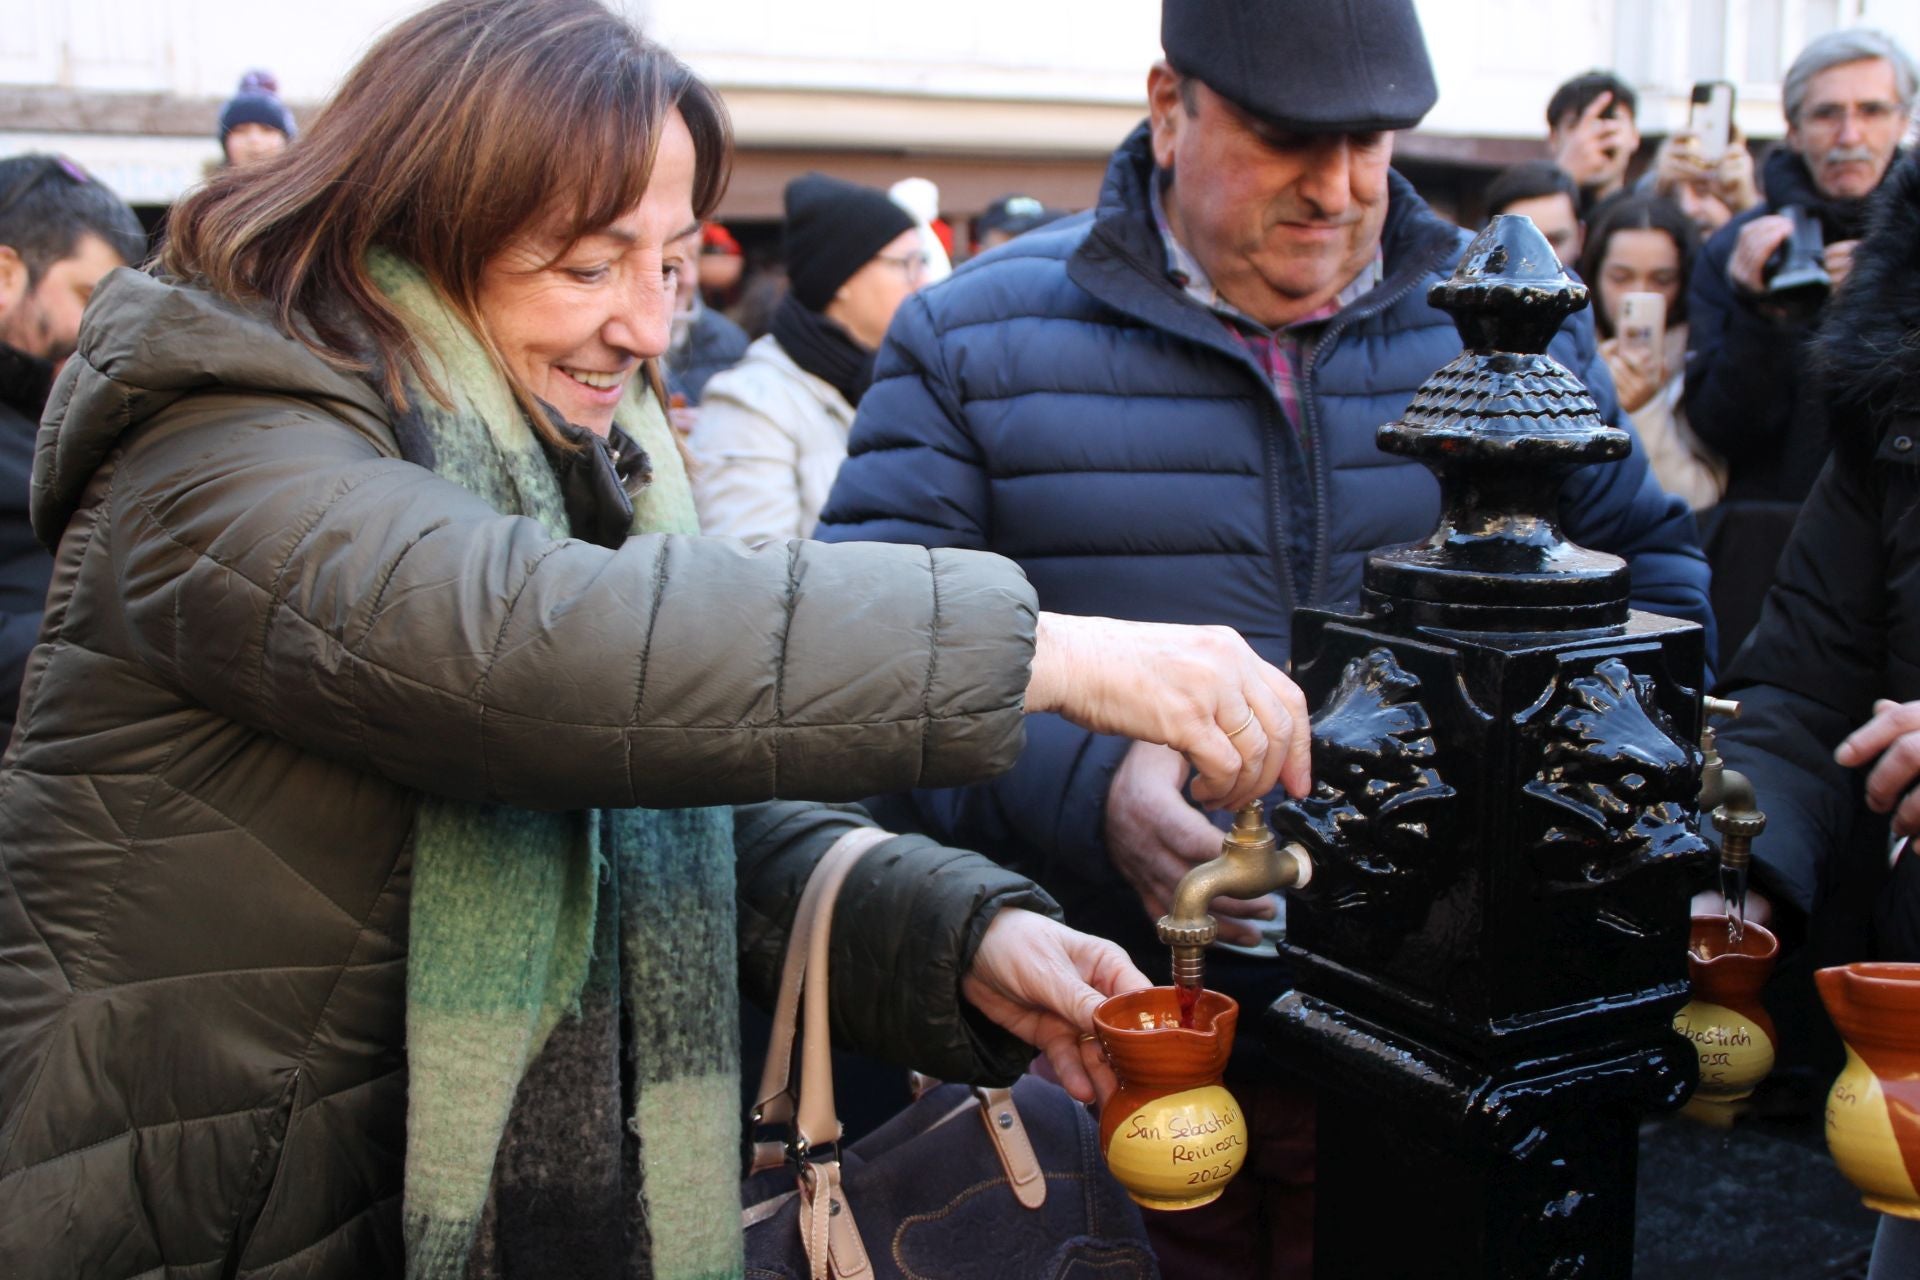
1162, 0, 1439, 133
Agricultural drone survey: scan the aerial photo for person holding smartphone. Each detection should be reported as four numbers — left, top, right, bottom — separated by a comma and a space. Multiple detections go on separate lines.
1546, 70, 1642, 206
1579, 192, 1725, 511
1684, 26, 1915, 666
1651, 85, 1761, 239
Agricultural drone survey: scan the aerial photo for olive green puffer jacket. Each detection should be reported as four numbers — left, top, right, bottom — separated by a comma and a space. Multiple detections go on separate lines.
0, 271, 1049, 1278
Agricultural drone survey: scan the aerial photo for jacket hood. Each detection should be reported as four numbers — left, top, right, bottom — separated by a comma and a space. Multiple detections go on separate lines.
1815, 148, 1920, 426
32, 268, 390, 547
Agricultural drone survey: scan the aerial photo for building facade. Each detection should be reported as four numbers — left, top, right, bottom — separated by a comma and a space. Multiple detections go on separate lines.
0, 0, 1913, 227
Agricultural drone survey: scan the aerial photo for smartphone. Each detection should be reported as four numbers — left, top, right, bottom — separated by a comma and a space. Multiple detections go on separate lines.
1620, 292, 1667, 367
1690, 81, 1736, 160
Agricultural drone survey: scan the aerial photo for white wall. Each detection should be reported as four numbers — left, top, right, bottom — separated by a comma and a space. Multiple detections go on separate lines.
0, 0, 415, 100
639, 0, 1159, 104
2, 0, 1916, 203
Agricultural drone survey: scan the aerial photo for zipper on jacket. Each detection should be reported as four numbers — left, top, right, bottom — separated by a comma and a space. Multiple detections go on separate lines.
1298, 234, 1459, 604
1258, 398, 1300, 618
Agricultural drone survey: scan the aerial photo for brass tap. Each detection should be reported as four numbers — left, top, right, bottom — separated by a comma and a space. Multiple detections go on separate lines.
1699, 697, 1766, 877
1157, 801, 1314, 988
1699, 696, 1740, 812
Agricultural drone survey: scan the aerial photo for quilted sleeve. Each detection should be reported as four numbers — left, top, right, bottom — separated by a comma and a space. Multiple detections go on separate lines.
104, 390, 1038, 810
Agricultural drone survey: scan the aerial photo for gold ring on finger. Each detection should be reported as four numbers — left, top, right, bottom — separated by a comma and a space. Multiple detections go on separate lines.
1226, 710, 1257, 738
1078, 1033, 1099, 1044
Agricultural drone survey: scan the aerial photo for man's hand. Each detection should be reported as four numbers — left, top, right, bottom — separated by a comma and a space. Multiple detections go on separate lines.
1825, 239, 1859, 292
1656, 130, 1712, 188
1551, 91, 1637, 189
1838, 699, 1920, 835
1727, 214, 1795, 296
1104, 741, 1280, 948
1026, 612, 1311, 810
961, 907, 1151, 1105
1713, 142, 1761, 214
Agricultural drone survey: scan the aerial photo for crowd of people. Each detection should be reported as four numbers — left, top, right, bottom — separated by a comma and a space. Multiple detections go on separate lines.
0, 0, 1916, 1276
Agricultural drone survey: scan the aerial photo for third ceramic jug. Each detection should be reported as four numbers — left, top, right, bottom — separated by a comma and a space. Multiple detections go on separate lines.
1817, 962, 1920, 1219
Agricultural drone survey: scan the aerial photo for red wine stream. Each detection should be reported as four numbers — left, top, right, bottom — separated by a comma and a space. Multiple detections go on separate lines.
1176, 983, 1200, 1029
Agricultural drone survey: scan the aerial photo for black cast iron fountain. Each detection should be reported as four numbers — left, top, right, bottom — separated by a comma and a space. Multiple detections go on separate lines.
1160, 214, 1714, 1277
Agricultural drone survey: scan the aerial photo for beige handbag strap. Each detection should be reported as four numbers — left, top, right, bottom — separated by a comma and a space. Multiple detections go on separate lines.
798, 1159, 874, 1280
750, 825, 892, 1173
792, 826, 883, 1152
975, 1085, 1047, 1209
743, 824, 1048, 1274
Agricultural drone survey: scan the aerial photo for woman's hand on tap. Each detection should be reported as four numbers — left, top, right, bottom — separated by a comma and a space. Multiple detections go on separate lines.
961, 908, 1150, 1106
1026, 612, 1311, 810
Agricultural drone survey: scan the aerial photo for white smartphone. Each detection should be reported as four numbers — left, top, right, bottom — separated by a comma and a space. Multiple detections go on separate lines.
1620, 291, 1667, 366
1690, 81, 1735, 160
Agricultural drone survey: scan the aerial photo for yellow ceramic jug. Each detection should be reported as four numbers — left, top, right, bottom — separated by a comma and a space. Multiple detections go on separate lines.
1674, 916, 1778, 1116
1092, 987, 1246, 1211
1817, 962, 1920, 1219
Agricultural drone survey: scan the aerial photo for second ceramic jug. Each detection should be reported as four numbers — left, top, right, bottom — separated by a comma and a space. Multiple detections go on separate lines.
1675, 916, 1779, 1109
1818, 962, 1920, 1220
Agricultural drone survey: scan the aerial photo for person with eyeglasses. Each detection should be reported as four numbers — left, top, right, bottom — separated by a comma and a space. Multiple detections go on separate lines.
0, 153, 144, 750
690, 171, 932, 544
0, 5, 1311, 1273
1684, 26, 1915, 667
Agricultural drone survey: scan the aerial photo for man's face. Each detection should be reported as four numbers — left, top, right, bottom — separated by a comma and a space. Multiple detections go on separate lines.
1665, 176, 1734, 237
1148, 65, 1393, 329
0, 232, 127, 364
1787, 57, 1910, 202
1500, 193, 1582, 265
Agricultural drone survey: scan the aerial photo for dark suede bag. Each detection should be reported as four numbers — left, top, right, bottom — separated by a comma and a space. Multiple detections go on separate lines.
740, 829, 1159, 1280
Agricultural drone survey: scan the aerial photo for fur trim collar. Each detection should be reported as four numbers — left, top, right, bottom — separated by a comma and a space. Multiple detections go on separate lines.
1817, 149, 1920, 425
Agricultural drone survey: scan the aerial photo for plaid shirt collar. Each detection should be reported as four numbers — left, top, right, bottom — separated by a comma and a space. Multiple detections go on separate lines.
1149, 174, 1382, 334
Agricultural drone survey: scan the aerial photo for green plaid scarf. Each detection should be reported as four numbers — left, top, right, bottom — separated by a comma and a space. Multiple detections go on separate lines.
370, 251, 742, 1280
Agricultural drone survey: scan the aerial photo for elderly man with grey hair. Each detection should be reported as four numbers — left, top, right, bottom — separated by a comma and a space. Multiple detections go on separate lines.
1682, 26, 1914, 665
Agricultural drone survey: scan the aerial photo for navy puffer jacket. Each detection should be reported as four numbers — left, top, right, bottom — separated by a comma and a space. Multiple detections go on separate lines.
819, 124, 1714, 907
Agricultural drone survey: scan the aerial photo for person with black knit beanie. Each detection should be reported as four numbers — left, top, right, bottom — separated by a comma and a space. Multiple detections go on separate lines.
691, 172, 927, 544
219, 70, 297, 168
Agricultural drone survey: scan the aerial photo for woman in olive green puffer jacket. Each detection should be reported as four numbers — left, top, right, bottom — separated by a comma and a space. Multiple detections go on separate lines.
0, 4, 1306, 1277
0, 260, 1049, 1276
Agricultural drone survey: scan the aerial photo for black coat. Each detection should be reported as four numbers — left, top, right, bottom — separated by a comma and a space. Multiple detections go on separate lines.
1684, 148, 1886, 505
0, 344, 52, 750
1716, 148, 1920, 960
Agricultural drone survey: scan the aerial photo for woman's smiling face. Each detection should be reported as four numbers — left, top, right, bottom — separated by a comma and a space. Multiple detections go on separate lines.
475, 110, 699, 436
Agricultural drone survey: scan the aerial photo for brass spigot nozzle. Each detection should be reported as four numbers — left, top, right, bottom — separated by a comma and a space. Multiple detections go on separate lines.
1699, 695, 1766, 879
1157, 801, 1313, 987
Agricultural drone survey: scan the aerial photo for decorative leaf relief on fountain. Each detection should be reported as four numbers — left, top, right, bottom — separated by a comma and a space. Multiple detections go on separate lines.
1524, 657, 1705, 888
1272, 648, 1455, 910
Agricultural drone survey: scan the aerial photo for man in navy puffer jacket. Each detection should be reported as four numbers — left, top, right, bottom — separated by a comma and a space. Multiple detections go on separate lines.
819, 6, 1712, 1269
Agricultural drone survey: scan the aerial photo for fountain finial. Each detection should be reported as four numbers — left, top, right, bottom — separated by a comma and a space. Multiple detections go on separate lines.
1364, 213, 1634, 630
1428, 213, 1588, 355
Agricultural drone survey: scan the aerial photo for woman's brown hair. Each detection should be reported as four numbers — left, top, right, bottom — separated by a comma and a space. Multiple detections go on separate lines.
163, 0, 731, 447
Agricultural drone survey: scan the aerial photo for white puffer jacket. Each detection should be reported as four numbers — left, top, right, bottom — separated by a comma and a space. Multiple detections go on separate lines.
691, 334, 854, 544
